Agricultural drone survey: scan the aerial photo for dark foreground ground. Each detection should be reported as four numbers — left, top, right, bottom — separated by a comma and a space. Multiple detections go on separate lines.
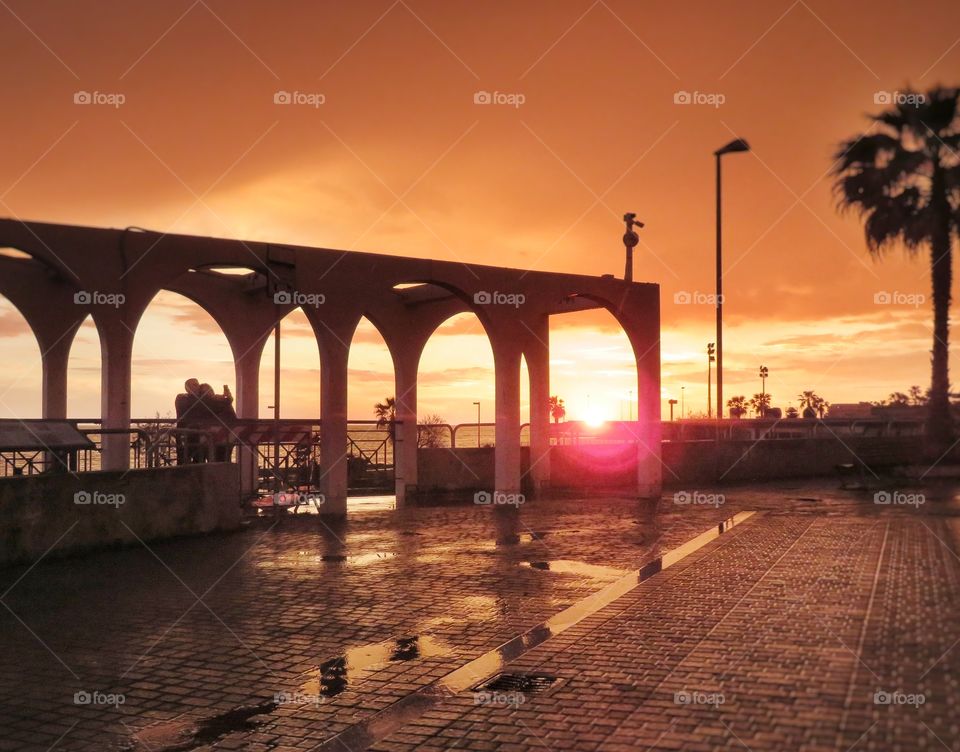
1, 478, 959, 751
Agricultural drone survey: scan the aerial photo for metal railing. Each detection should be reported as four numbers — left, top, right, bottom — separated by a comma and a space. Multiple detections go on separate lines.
0, 416, 926, 479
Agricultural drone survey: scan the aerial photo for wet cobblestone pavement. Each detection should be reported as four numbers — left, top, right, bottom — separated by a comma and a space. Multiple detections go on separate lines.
2, 480, 959, 751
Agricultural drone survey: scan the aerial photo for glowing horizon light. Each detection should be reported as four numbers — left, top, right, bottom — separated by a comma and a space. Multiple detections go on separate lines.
582, 406, 608, 428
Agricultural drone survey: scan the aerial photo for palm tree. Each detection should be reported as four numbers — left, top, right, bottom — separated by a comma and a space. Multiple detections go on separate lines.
374, 396, 397, 442
726, 395, 748, 419
749, 393, 771, 418
832, 86, 960, 448
549, 395, 566, 423
886, 392, 911, 407
798, 390, 827, 419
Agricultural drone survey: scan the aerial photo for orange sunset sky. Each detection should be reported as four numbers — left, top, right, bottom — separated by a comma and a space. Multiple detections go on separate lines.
0, 0, 958, 425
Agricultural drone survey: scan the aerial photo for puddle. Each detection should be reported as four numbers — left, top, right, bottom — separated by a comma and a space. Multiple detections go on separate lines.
134, 701, 277, 752
320, 552, 396, 566
521, 560, 628, 579
300, 635, 452, 698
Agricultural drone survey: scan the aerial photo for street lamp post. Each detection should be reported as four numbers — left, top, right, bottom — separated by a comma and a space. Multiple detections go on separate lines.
473, 401, 481, 447
759, 365, 769, 417
707, 343, 716, 418
681, 386, 685, 419
714, 138, 751, 422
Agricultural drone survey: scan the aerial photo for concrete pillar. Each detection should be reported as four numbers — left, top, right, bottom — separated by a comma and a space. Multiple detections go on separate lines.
41, 337, 72, 420
493, 339, 522, 495
99, 321, 133, 470
621, 295, 662, 499
319, 338, 349, 517
524, 315, 551, 494
234, 337, 266, 498
393, 346, 420, 506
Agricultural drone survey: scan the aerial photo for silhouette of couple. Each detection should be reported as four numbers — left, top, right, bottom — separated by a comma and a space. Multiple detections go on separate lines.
174, 378, 237, 464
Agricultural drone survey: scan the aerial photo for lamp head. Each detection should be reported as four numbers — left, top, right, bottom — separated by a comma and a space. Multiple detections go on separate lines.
715, 138, 750, 156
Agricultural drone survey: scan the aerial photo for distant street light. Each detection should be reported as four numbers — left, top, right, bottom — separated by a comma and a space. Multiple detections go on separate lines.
715, 138, 751, 422
759, 365, 769, 417
707, 343, 716, 418
473, 401, 481, 447
681, 386, 685, 419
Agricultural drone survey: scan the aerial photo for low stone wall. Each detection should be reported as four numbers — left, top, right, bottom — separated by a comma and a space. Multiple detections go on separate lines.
0, 463, 241, 566
415, 447, 531, 498
550, 444, 639, 489
547, 437, 920, 491
662, 436, 920, 486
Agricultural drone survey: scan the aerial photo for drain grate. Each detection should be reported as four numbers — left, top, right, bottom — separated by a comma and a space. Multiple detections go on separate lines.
473, 673, 561, 695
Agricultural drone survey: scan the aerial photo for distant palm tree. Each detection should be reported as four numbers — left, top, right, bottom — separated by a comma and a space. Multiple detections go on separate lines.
374, 396, 397, 442
832, 85, 960, 448
797, 390, 827, 419
749, 393, 771, 418
908, 385, 929, 405
549, 395, 566, 423
886, 392, 911, 407
727, 395, 748, 419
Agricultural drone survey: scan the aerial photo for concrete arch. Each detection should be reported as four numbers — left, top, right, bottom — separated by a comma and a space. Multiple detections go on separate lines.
131, 290, 235, 419
0, 292, 43, 417
66, 315, 101, 419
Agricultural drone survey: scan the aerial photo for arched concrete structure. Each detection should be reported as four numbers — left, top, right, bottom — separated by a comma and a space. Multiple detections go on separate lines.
0, 220, 662, 510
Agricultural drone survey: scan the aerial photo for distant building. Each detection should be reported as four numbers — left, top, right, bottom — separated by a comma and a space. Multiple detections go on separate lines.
828, 402, 876, 419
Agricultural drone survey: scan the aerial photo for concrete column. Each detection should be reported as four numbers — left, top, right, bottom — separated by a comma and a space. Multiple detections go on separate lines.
621, 295, 662, 499
233, 337, 266, 498
524, 314, 551, 494
99, 321, 133, 470
393, 345, 420, 506
41, 337, 72, 420
493, 338, 522, 495
319, 339, 349, 517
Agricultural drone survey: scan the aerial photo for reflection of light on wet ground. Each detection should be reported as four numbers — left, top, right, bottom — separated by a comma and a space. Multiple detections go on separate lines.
251, 494, 397, 515
521, 560, 628, 579
350, 495, 397, 513
256, 551, 397, 569
314, 512, 758, 752
325, 551, 397, 566
300, 635, 452, 698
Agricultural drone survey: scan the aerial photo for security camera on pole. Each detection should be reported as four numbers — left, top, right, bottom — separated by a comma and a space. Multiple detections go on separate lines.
622, 213, 644, 282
